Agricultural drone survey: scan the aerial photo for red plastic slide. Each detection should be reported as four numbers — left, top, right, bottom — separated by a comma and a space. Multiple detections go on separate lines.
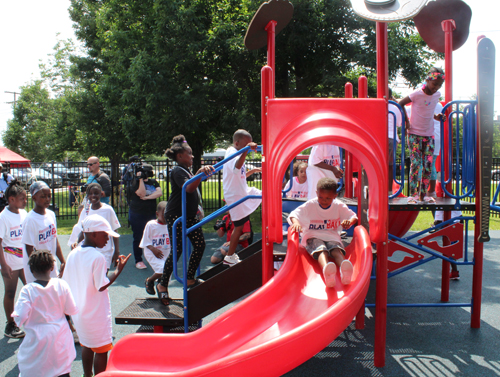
101, 226, 373, 377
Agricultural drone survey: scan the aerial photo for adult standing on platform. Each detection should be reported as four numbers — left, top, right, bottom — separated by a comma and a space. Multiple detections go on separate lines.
128, 163, 163, 269
86, 156, 111, 205
306, 144, 343, 200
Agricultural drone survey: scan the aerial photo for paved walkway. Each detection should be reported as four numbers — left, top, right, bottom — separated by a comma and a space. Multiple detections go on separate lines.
1, 231, 500, 376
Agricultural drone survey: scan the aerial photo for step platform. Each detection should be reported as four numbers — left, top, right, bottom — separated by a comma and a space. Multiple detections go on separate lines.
115, 240, 287, 333
389, 197, 475, 211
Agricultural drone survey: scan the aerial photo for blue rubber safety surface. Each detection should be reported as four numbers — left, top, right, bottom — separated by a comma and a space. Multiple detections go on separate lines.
2, 231, 500, 377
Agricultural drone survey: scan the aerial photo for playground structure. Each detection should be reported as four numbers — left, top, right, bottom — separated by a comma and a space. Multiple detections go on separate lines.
103, 0, 495, 375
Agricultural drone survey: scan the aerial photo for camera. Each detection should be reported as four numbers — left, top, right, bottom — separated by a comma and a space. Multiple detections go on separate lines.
131, 160, 154, 179
213, 219, 227, 232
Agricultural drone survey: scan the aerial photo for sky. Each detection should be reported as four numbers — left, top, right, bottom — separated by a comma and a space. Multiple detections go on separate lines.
0, 0, 498, 148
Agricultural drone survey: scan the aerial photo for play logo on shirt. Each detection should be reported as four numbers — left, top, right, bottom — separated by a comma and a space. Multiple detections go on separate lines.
323, 155, 340, 166
308, 219, 342, 230
152, 233, 170, 248
9, 224, 22, 241
38, 224, 57, 243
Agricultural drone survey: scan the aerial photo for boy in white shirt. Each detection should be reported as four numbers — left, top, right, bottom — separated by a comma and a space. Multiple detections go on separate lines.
306, 144, 343, 200
288, 178, 357, 288
222, 129, 262, 266
63, 214, 130, 377
75, 183, 121, 269
140, 201, 170, 295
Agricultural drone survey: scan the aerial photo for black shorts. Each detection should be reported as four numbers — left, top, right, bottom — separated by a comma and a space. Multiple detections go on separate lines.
233, 215, 250, 227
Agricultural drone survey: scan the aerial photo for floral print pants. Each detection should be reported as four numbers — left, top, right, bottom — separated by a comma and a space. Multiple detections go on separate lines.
160, 214, 205, 285
408, 134, 434, 197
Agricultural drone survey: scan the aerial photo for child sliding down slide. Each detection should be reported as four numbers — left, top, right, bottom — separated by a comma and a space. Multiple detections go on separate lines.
288, 178, 357, 287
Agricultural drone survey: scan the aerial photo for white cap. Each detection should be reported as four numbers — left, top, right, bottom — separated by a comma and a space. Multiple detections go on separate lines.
82, 214, 120, 237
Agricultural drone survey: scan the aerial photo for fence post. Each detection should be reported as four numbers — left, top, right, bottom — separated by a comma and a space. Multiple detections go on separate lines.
51, 160, 56, 211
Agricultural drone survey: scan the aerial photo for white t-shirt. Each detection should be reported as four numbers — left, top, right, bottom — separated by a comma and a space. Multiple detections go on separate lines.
223, 146, 262, 221
306, 144, 341, 199
68, 223, 82, 246
63, 244, 112, 348
408, 88, 441, 136
21, 210, 59, 283
140, 220, 170, 274
12, 278, 78, 377
388, 103, 402, 142
433, 102, 444, 156
0, 173, 14, 194
284, 177, 308, 198
78, 204, 120, 268
0, 208, 27, 271
288, 198, 357, 246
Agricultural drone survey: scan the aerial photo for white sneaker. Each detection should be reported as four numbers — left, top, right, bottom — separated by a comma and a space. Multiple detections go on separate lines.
340, 260, 354, 285
223, 254, 241, 266
323, 262, 337, 288
136, 261, 147, 269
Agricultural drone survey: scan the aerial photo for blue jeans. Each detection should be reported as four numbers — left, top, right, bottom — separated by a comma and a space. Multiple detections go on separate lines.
129, 209, 156, 264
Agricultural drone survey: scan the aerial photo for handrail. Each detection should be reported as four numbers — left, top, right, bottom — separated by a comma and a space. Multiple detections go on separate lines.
440, 100, 477, 203
388, 100, 406, 199
282, 160, 295, 197
170, 145, 263, 332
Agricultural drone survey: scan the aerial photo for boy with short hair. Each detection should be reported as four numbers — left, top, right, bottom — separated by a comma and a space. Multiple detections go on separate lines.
222, 129, 262, 266
140, 201, 170, 295
63, 214, 130, 377
288, 178, 357, 287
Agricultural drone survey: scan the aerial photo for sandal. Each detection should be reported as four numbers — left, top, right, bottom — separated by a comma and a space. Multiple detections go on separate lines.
187, 278, 205, 290
156, 282, 170, 305
145, 278, 155, 295
423, 196, 436, 204
407, 195, 420, 204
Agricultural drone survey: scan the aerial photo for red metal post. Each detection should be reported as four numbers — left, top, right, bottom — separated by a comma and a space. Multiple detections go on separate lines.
376, 22, 389, 99
374, 241, 388, 367
266, 20, 277, 98
261, 66, 274, 284
373, 21, 389, 368
352, 79, 363, 329
345, 83, 353, 199
440, 19, 456, 302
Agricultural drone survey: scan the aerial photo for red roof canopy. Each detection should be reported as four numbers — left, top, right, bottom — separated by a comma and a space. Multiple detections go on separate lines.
0, 147, 31, 167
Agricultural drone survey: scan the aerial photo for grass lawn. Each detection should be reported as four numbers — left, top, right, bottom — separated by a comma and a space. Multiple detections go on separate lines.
409, 210, 500, 231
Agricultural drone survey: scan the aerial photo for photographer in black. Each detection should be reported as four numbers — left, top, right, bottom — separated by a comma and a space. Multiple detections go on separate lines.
127, 160, 163, 269
211, 213, 252, 264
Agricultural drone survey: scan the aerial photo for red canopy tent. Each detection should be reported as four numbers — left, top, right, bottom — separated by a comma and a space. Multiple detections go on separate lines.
0, 146, 31, 168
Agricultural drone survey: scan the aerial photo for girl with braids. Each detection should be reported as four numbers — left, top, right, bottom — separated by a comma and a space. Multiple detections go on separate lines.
21, 181, 66, 283
0, 179, 27, 338
12, 250, 78, 377
399, 67, 445, 204
156, 135, 214, 305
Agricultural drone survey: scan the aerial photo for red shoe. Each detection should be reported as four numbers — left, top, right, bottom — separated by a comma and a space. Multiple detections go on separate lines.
450, 270, 460, 280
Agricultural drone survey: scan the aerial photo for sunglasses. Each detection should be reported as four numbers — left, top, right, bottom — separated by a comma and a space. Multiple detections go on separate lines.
87, 162, 98, 166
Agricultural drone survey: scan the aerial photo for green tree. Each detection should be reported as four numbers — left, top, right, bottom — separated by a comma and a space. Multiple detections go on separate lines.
3, 81, 63, 161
